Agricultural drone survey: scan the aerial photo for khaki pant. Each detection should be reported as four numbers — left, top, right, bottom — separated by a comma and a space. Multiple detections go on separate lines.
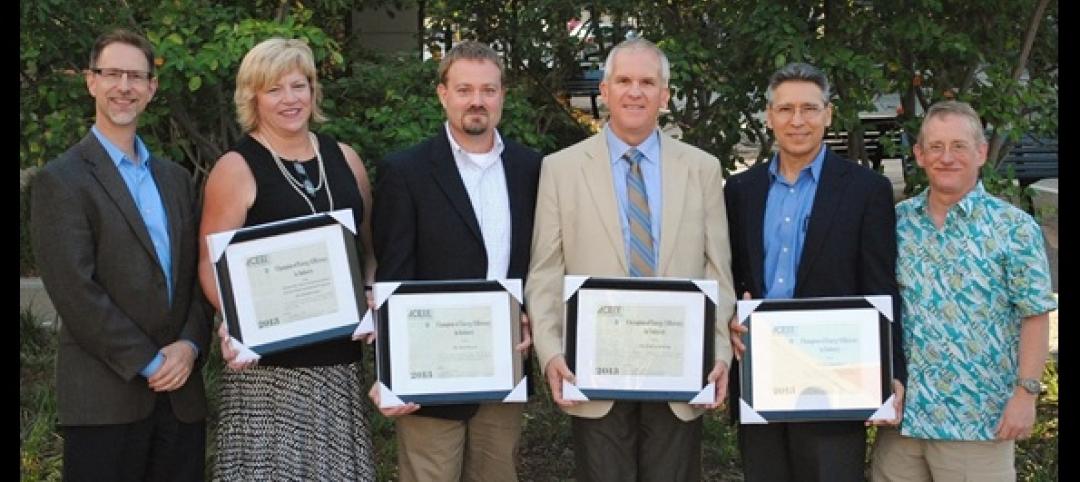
871, 426, 1016, 482
396, 403, 524, 482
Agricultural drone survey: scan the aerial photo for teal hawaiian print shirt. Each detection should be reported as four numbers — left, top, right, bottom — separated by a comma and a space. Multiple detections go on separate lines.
897, 182, 1056, 441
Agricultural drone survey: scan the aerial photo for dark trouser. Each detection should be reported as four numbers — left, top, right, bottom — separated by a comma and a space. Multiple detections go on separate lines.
63, 395, 205, 482
739, 421, 865, 482
572, 401, 703, 482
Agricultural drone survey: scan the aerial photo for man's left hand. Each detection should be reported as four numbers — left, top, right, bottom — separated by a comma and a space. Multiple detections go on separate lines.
516, 313, 533, 354
867, 379, 905, 426
148, 341, 197, 392
692, 360, 728, 410
994, 391, 1037, 440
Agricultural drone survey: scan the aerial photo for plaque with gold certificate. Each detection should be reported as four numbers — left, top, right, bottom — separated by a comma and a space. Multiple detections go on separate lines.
736, 296, 896, 423
562, 276, 718, 403
207, 209, 365, 356
373, 280, 526, 406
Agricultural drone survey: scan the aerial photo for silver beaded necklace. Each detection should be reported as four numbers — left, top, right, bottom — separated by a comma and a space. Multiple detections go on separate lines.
256, 131, 334, 214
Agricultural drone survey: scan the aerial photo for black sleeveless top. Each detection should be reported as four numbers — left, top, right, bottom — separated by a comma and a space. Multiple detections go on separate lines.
232, 132, 365, 367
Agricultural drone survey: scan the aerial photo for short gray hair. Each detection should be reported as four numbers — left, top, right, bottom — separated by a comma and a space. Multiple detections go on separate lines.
765, 62, 831, 106
918, 100, 987, 146
603, 37, 670, 86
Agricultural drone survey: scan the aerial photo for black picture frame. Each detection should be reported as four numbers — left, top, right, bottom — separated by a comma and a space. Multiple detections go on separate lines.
736, 296, 894, 423
208, 209, 365, 356
374, 279, 525, 406
563, 276, 717, 402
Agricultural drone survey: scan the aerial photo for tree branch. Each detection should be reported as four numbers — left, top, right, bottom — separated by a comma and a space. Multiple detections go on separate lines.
988, 0, 1050, 167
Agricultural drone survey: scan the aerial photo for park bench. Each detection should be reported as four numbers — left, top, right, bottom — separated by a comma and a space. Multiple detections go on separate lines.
567, 67, 603, 119
996, 134, 1058, 185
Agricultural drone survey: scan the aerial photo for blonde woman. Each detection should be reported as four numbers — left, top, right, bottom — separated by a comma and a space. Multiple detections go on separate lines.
197, 38, 376, 481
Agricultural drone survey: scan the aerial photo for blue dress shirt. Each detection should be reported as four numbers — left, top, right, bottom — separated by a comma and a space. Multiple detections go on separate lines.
91, 126, 194, 378
606, 126, 662, 264
762, 145, 825, 299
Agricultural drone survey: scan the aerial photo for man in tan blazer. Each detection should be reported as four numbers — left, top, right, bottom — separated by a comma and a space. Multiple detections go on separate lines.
525, 37, 736, 481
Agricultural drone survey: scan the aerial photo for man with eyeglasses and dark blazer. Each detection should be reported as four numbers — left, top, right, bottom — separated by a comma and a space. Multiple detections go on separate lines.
724, 62, 906, 482
30, 28, 211, 482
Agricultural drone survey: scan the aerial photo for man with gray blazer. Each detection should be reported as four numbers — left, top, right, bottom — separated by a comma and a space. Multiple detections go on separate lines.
526, 38, 736, 481
29, 29, 211, 482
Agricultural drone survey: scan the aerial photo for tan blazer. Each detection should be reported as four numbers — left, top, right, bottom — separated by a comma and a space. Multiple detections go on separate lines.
525, 130, 736, 421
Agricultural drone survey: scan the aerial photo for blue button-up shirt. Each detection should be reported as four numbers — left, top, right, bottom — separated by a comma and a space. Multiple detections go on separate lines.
606, 126, 662, 265
91, 126, 184, 378
763, 145, 825, 299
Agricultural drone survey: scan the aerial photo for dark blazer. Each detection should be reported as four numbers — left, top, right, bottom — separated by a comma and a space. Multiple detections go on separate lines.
30, 133, 212, 426
372, 128, 542, 420
724, 149, 905, 417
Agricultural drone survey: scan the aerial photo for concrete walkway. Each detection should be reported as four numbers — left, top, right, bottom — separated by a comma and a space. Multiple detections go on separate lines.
20, 277, 58, 325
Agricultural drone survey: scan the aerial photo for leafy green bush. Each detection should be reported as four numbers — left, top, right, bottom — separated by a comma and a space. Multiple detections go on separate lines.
21, 169, 38, 277
319, 51, 573, 178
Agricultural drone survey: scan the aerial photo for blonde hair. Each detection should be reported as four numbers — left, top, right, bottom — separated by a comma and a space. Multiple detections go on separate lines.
234, 38, 326, 132
918, 100, 987, 146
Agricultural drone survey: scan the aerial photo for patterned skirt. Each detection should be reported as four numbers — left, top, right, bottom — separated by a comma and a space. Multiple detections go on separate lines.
213, 362, 376, 481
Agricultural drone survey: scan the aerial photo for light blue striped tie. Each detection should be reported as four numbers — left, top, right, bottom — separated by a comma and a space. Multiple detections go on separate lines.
623, 148, 655, 277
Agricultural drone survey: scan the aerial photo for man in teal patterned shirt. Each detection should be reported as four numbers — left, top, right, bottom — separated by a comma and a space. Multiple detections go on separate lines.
870, 100, 1056, 481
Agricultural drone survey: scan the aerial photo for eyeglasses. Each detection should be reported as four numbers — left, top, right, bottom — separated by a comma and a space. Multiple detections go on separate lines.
922, 141, 975, 156
90, 67, 152, 84
771, 103, 827, 122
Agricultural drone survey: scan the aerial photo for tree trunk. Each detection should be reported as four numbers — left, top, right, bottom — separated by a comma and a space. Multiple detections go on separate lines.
988, 0, 1050, 167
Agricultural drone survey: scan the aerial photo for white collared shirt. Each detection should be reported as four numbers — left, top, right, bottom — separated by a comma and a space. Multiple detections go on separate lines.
444, 122, 511, 280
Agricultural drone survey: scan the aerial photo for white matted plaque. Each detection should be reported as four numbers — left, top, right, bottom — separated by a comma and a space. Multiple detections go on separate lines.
374, 280, 525, 406
563, 276, 718, 402
207, 209, 365, 356
736, 296, 896, 423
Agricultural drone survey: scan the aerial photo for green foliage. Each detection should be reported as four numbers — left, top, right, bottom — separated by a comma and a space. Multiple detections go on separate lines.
319, 54, 446, 170
980, 165, 1035, 213
868, 0, 1057, 168
202, 320, 224, 479
20, 1, 100, 169
143, 5, 344, 184
1016, 360, 1059, 481
20, 0, 350, 186
319, 51, 562, 183
21, 169, 38, 277
19, 309, 62, 482
22, 0, 1055, 182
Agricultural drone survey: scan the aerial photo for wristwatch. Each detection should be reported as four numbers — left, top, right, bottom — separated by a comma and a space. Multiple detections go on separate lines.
1017, 377, 1045, 395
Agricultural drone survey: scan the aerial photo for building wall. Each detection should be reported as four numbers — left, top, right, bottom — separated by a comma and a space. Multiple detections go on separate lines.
352, 4, 420, 54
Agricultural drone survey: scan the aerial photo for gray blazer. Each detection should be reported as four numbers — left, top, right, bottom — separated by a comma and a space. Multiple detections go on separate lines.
30, 132, 211, 426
